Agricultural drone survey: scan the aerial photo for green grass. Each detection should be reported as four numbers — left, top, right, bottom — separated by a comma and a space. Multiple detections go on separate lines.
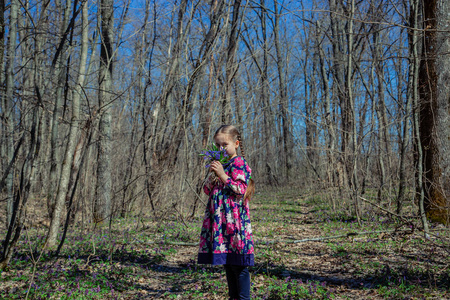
1, 187, 449, 299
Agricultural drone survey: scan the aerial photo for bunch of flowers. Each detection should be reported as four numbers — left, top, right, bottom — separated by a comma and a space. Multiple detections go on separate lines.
199, 144, 230, 184
200, 144, 229, 167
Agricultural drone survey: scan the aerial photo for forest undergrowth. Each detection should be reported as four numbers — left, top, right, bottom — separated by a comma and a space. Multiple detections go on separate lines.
1, 186, 449, 299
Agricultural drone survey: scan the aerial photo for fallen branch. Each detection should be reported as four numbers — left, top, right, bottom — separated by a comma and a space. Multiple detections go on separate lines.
127, 228, 449, 248
132, 239, 198, 247
129, 228, 413, 248
261, 229, 416, 245
357, 196, 450, 238
359, 196, 412, 223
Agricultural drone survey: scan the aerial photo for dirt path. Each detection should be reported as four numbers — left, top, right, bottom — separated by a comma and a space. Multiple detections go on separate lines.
1, 189, 448, 299
133, 196, 449, 299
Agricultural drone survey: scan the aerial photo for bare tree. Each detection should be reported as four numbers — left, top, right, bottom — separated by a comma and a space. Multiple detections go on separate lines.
3, 0, 18, 227
1, 104, 43, 268
372, 7, 392, 202
223, 0, 242, 124
47, 0, 73, 218
94, 0, 115, 223
46, 0, 89, 248
259, 0, 277, 184
397, 0, 415, 215
273, 0, 293, 181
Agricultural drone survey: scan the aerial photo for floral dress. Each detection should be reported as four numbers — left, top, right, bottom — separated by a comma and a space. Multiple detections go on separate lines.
198, 156, 254, 266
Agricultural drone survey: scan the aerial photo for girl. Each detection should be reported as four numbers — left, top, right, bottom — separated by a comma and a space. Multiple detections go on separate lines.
198, 125, 255, 300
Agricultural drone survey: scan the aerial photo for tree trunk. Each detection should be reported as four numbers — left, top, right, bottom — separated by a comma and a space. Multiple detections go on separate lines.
317, 20, 336, 187
0, 0, 5, 197
260, 0, 277, 185
418, 0, 450, 224
1, 107, 42, 269
397, 1, 416, 215
47, 0, 73, 218
3, 0, 18, 228
222, 0, 241, 124
346, 0, 360, 224
373, 21, 391, 203
94, 0, 114, 223
46, 0, 89, 248
274, 0, 292, 181
329, 0, 348, 189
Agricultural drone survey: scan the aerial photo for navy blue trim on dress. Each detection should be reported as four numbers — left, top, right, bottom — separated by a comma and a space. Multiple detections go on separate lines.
198, 252, 254, 266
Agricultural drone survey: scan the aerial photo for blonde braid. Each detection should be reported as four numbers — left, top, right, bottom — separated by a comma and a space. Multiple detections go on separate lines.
238, 135, 246, 158
238, 134, 254, 203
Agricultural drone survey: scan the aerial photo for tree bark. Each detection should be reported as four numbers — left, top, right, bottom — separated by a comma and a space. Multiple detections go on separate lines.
418, 0, 450, 224
94, 0, 115, 223
274, 0, 293, 181
397, 1, 416, 215
329, 0, 348, 189
47, 0, 73, 218
317, 20, 336, 188
222, 0, 241, 124
1, 106, 42, 269
346, 0, 360, 224
46, 0, 89, 248
373, 19, 391, 203
260, 0, 277, 185
3, 0, 18, 228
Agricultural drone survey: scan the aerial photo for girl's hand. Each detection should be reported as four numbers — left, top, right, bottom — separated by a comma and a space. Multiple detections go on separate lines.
210, 161, 228, 183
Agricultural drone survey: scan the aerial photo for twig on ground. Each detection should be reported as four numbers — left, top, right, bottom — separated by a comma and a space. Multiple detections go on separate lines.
359, 196, 412, 223
128, 229, 449, 248
263, 229, 413, 245
185, 178, 207, 207
25, 228, 46, 300
129, 229, 411, 247
172, 203, 189, 228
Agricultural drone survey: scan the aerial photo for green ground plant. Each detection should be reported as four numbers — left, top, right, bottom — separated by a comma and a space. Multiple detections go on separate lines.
0, 187, 448, 299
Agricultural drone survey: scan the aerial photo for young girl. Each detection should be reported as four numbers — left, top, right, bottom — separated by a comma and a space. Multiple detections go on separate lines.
198, 125, 255, 300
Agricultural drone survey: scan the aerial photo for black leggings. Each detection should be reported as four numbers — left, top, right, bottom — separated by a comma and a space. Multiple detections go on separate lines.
224, 265, 250, 300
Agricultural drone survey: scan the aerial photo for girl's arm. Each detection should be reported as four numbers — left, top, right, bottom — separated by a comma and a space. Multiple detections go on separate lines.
225, 157, 251, 195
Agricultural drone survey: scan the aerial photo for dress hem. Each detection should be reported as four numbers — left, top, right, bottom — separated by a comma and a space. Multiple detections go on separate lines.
198, 252, 254, 266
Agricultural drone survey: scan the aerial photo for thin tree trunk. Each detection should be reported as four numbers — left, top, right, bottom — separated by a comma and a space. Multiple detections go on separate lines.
3, 0, 18, 228
397, 3, 415, 215
409, 0, 428, 234
0, 0, 6, 198
274, 0, 292, 181
373, 20, 391, 203
260, 0, 277, 185
347, 0, 360, 225
222, 0, 241, 124
191, 54, 214, 218
329, 0, 348, 189
47, 0, 73, 218
317, 20, 336, 188
94, 0, 114, 223
56, 118, 93, 255
1, 106, 42, 269
46, 0, 89, 248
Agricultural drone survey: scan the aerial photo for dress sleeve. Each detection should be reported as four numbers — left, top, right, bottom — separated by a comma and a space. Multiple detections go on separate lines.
225, 157, 251, 195
203, 173, 215, 196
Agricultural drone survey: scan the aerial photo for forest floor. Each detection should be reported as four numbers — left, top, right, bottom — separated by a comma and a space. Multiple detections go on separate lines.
1, 186, 449, 299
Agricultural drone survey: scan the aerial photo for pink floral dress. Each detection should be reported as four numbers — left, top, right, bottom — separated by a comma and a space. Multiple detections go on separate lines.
198, 156, 254, 266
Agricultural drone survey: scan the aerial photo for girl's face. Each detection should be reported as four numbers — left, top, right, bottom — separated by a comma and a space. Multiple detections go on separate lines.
214, 133, 239, 159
